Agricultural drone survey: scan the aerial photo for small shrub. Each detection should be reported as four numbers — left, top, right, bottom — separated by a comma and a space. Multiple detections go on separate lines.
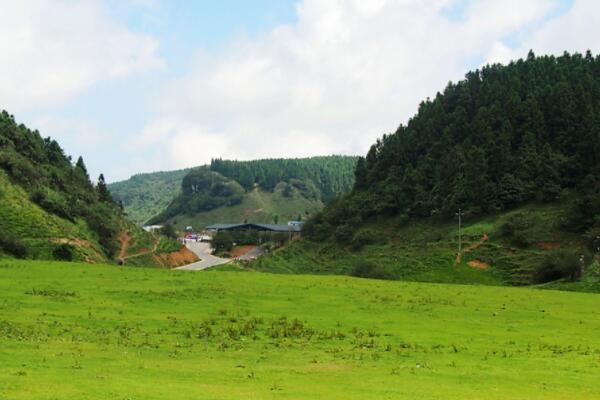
0, 235, 27, 258
334, 224, 354, 245
159, 224, 178, 239
585, 225, 600, 254
351, 261, 396, 280
534, 249, 592, 283
350, 229, 384, 250
52, 244, 74, 261
499, 213, 542, 247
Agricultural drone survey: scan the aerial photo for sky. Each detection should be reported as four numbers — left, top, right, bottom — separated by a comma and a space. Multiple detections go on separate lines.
1, 0, 599, 182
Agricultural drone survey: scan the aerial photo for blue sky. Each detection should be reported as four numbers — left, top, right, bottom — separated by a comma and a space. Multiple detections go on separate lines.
3, 0, 596, 182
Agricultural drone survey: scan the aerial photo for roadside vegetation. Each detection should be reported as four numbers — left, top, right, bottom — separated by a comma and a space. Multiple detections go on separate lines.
1, 259, 599, 399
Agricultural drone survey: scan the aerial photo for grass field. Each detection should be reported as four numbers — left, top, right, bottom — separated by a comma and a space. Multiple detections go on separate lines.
1, 259, 599, 399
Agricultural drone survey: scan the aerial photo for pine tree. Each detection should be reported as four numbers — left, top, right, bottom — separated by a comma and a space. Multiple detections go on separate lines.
97, 174, 113, 203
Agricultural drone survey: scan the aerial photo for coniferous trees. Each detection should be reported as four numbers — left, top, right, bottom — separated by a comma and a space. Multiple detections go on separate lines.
0, 111, 121, 257
308, 51, 600, 242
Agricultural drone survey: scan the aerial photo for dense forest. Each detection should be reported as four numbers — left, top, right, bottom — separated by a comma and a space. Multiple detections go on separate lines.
307, 51, 600, 255
0, 111, 122, 258
210, 156, 358, 201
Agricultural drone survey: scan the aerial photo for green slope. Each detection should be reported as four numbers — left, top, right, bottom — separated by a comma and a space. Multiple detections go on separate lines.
0, 110, 182, 265
161, 183, 324, 230
0, 171, 107, 262
108, 168, 191, 225
1, 259, 599, 399
252, 200, 600, 292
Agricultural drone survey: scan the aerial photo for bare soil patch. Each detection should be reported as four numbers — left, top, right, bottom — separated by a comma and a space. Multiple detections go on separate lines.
537, 242, 560, 250
154, 247, 199, 268
468, 259, 490, 270
230, 245, 256, 258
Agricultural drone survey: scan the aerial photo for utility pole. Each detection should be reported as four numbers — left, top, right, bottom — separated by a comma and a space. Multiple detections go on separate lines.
456, 208, 463, 254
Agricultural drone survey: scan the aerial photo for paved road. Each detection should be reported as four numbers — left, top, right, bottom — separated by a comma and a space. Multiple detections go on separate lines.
175, 242, 230, 271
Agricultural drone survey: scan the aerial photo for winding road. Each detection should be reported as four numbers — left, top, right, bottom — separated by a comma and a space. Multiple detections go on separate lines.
175, 242, 230, 271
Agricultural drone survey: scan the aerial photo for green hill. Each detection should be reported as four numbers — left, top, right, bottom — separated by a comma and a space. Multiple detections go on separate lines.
108, 168, 191, 225
0, 111, 185, 265
116, 156, 358, 229
254, 52, 600, 289
2, 259, 599, 399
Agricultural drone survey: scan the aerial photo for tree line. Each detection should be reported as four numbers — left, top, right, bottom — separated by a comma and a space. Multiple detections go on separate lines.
210, 156, 358, 201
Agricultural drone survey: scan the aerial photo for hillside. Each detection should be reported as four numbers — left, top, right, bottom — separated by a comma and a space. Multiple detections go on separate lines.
144, 156, 358, 229
0, 111, 190, 266
256, 52, 600, 287
108, 168, 191, 225
2, 259, 600, 399
253, 201, 600, 292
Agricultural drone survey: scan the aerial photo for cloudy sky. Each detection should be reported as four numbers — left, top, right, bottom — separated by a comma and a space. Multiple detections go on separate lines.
2, 0, 598, 182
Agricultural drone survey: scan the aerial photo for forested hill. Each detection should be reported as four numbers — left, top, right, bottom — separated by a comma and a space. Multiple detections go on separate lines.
108, 169, 191, 225
209, 156, 358, 201
307, 51, 600, 243
0, 111, 122, 260
145, 156, 358, 228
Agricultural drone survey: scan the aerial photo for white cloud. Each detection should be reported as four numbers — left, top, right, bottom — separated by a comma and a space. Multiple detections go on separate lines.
0, 0, 163, 111
132, 0, 577, 173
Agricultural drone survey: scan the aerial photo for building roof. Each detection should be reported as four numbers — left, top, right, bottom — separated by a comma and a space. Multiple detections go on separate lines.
205, 223, 302, 232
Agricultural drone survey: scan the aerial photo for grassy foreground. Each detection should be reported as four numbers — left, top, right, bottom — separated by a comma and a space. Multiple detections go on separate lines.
1, 260, 599, 399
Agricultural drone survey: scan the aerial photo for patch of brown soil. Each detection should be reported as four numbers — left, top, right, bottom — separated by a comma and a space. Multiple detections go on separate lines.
468, 259, 490, 270
455, 233, 489, 264
230, 245, 256, 258
154, 247, 199, 268
537, 242, 560, 250
118, 231, 131, 259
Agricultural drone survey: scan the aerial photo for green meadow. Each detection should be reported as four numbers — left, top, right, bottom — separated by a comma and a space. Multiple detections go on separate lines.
1, 259, 599, 399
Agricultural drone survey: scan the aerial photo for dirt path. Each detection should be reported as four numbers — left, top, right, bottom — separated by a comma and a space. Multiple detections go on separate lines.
455, 233, 489, 264
118, 232, 131, 259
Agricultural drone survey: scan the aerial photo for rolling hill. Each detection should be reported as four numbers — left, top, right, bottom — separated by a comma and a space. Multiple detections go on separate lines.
253, 51, 600, 290
107, 168, 191, 225
111, 156, 358, 229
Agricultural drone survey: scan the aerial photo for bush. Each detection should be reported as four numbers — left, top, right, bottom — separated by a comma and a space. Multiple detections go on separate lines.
350, 229, 384, 251
351, 261, 396, 280
159, 224, 178, 239
303, 214, 331, 242
52, 244, 74, 261
334, 224, 354, 245
499, 213, 540, 247
534, 249, 593, 283
585, 225, 600, 254
0, 235, 28, 258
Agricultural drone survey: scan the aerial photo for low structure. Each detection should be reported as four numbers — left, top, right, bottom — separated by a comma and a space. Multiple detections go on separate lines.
142, 225, 163, 233
205, 223, 302, 233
